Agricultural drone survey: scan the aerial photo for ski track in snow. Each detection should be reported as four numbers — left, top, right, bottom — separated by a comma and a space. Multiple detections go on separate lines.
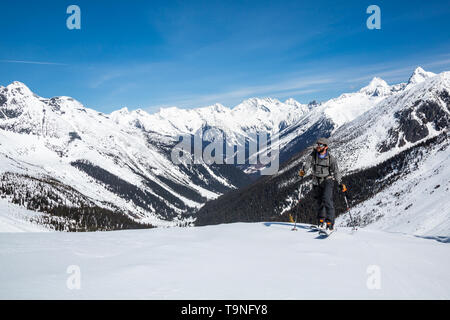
0, 222, 448, 299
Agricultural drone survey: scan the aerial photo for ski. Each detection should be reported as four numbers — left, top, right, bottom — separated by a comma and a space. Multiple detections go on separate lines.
318, 228, 336, 237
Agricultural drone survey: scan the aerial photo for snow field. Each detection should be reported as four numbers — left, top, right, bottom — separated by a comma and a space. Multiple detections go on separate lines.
0, 222, 448, 299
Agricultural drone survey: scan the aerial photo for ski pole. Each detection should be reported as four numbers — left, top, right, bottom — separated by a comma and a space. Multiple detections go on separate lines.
292, 213, 298, 231
292, 178, 303, 231
343, 193, 357, 231
291, 188, 299, 231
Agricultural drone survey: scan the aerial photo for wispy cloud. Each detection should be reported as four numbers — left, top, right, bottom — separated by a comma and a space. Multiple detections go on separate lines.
0, 59, 67, 66
342, 57, 450, 85
144, 55, 450, 111
88, 61, 171, 88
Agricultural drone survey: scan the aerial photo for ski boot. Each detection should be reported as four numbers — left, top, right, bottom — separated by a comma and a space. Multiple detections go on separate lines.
323, 222, 335, 236
326, 222, 334, 231
317, 219, 326, 231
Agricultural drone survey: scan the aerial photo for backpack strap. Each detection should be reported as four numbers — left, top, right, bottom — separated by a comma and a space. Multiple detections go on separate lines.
328, 153, 334, 176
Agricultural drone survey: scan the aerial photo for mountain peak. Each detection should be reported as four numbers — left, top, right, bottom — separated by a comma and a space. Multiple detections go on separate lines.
6, 81, 33, 96
368, 77, 389, 87
413, 66, 426, 74
248, 97, 281, 105
233, 98, 267, 113
110, 107, 132, 120
408, 67, 436, 85
8, 81, 28, 88
118, 107, 130, 113
359, 77, 390, 96
285, 98, 302, 106
205, 103, 229, 113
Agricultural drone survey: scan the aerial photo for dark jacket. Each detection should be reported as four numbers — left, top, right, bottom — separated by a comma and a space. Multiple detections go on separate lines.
303, 149, 342, 185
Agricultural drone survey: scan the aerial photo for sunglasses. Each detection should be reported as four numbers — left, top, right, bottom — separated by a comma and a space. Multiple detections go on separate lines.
317, 143, 327, 147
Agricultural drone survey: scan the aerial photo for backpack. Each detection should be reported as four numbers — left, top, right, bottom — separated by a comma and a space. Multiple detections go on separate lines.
312, 150, 334, 179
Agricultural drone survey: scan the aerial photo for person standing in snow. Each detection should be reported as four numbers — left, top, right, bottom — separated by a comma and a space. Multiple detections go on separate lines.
298, 137, 347, 232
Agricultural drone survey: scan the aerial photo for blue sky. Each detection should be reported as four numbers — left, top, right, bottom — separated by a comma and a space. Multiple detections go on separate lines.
1, 0, 449, 113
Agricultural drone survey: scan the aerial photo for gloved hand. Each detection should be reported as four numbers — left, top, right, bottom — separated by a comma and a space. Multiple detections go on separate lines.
340, 184, 348, 192
298, 169, 305, 177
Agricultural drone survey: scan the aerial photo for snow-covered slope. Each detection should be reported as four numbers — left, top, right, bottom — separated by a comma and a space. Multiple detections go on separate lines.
406, 66, 436, 88
226, 67, 439, 173
0, 82, 252, 228
195, 68, 450, 237
111, 97, 311, 169
109, 73, 407, 174
0, 67, 444, 230
306, 69, 450, 235
111, 98, 310, 139
332, 70, 449, 172
313, 70, 449, 235
0, 198, 53, 232
0, 74, 384, 228
253, 72, 420, 167
336, 132, 450, 237
0, 222, 448, 299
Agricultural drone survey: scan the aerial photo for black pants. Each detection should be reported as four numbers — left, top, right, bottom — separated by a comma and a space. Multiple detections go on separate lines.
314, 178, 335, 225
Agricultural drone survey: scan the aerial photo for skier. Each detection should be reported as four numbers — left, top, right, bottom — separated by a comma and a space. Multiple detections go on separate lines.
298, 137, 347, 233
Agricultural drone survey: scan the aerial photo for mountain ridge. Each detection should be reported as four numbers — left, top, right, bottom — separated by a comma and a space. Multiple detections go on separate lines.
195, 69, 450, 237
0, 66, 445, 230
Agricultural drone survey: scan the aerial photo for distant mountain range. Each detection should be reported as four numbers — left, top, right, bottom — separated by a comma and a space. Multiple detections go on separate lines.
1, 67, 448, 234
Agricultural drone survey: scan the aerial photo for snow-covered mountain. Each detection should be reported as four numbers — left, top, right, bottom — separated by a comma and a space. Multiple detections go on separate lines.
250, 70, 437, 169
0, 76, 367, 229
196, 68, 450, 238
108, 97, 310, 141
332, 69, 448, 171
0, 82, 253, 229
242, 67, 440, 171
407, 66, 436, 88
110, 96, 311, 166
0, 66, 445, 232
